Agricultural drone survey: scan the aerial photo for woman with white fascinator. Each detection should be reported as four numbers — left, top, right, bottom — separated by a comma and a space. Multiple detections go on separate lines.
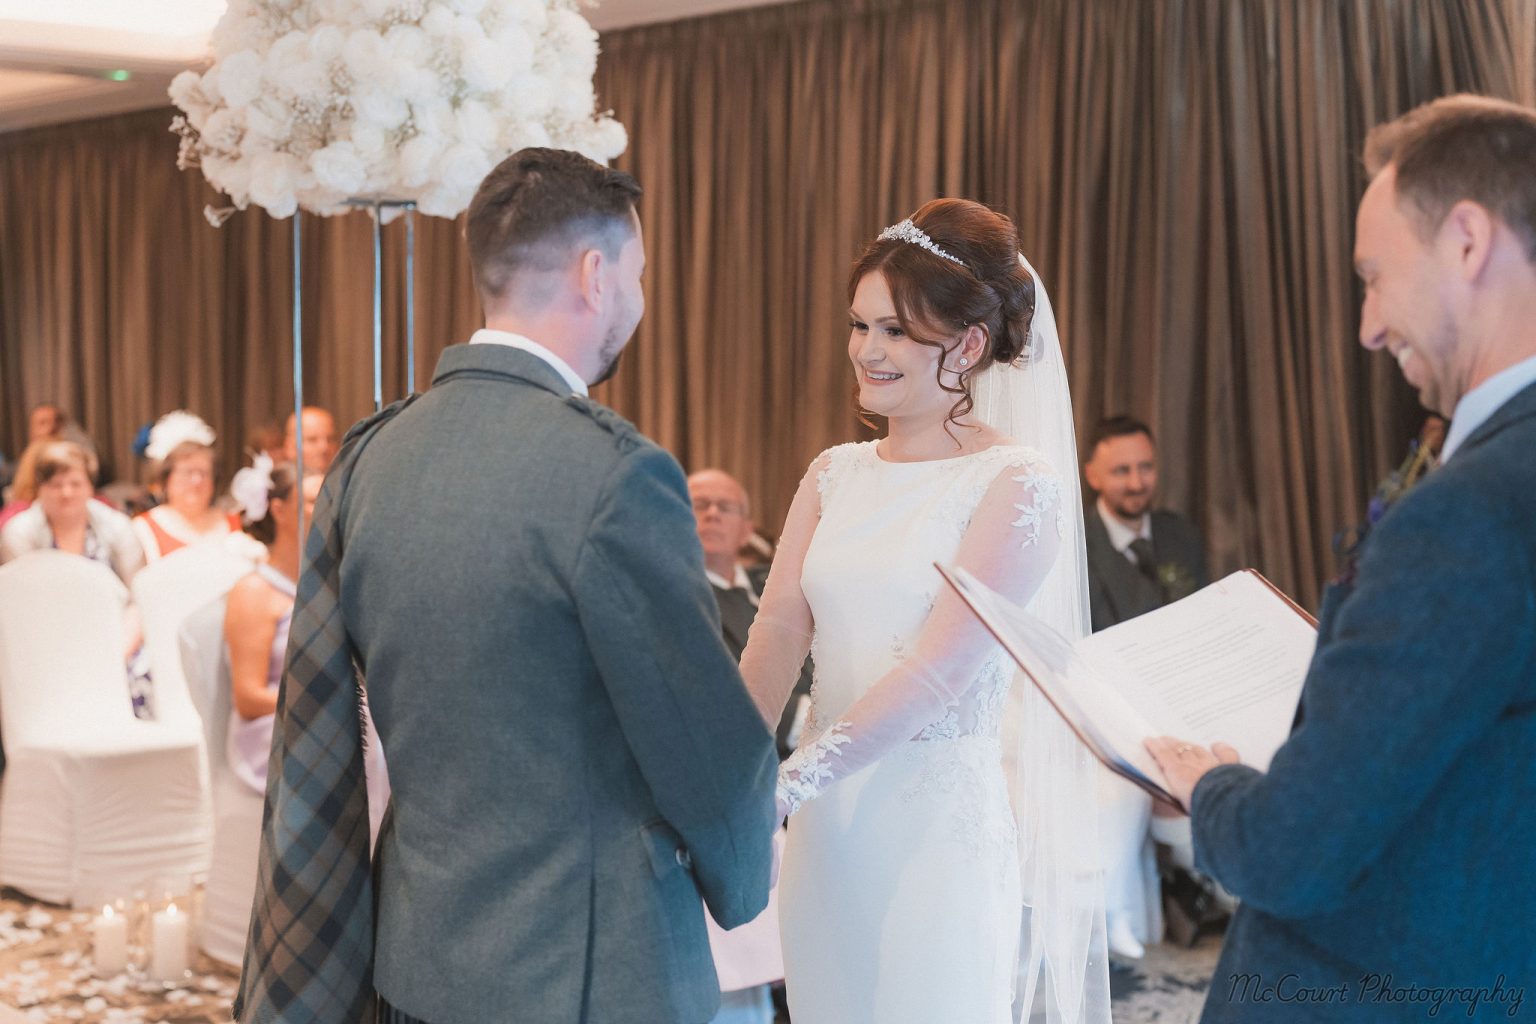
740, 199, 1109, 1023
132, 410, 249, 561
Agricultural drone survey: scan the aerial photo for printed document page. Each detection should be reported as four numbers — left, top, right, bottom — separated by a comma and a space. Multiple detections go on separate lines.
940, 566, 1315, 805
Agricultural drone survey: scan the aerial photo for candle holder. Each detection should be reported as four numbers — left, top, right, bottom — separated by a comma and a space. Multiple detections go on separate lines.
76, 871, 133, 978
146, 874, 195, 987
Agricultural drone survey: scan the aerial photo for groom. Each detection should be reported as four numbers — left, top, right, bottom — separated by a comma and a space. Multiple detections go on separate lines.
235, 149, 779, 1024
1148, 96, 1536, 1021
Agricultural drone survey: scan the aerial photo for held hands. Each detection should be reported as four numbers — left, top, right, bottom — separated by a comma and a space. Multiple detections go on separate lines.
1144, 736, 1242, 815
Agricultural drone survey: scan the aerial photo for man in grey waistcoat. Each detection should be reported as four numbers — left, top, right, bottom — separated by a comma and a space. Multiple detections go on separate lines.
687, 468, 813, 761
1080, 415, 1211, 959
235, 149, 779, 1024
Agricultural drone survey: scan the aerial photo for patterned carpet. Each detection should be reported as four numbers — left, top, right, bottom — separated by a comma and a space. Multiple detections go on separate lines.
0, 890, 237, 1023
0, 887, 1221, 1023
1111, 938, 1224, 1024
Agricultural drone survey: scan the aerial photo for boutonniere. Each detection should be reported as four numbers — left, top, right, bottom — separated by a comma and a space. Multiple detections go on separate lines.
1156, 562, 1198, 601
1334, 427, 1441, 585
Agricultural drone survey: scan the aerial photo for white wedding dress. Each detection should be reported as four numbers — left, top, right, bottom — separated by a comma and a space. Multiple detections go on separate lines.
741, 437, 1068, 1024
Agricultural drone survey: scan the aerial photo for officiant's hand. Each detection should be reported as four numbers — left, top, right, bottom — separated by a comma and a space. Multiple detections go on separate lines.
1144, 737, 1242, 815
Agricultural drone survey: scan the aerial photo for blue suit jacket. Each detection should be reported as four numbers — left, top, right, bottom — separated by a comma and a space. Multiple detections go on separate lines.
1192, 381, 1536, 1022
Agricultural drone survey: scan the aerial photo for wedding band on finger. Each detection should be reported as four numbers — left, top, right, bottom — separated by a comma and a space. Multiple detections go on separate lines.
1175, 744, 1195, 755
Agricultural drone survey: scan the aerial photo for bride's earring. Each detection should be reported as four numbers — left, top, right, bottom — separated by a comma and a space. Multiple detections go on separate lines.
958, 357, 969, 367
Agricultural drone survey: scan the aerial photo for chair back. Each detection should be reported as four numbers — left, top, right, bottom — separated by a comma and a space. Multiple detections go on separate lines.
178, 595, 235, 772
132, 545, 253, 730
0, 551, 134, 746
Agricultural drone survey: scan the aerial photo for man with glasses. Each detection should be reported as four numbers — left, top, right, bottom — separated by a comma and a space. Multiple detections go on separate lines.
687, 469, 812, 760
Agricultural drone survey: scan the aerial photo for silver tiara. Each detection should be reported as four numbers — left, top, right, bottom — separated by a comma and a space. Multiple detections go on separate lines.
878, 218, 965, 268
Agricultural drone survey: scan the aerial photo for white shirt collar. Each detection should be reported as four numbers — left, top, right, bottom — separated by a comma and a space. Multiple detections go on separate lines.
1096, 497, 1150, 562
1440, 353, 1536, 463
704, 564, 759, 604
469, 329, 589, 397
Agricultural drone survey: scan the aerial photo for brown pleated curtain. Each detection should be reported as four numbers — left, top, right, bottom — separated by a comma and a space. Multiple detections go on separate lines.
2, 0, 1533, 608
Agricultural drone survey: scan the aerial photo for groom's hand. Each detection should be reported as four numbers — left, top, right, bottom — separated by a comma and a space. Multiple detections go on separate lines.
1144, 737, 1242, 815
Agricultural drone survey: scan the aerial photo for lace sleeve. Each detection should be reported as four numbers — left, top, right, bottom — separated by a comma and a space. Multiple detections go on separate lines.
738, 452, 827, 731
777, 456, 1064, 815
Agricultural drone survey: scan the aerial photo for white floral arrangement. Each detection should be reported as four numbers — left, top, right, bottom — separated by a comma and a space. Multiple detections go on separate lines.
169, 0, 628, 221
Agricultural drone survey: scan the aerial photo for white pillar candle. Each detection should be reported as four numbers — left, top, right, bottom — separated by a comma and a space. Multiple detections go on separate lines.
150, 902, 190, 983
91, 905, 128, 977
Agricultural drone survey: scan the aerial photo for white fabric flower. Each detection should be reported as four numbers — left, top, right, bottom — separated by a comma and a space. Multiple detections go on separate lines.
398, 134, 446, 187
249, 151, 303, 214
455, 101, 499, 149
436, 142, 494, 193
217, 49, 266, 109
230, 453, 276, 524
146, 411, 216, 462
167, 71, 207, 114
354, 89, 410, 131
311, 141, 368, 195
461, 35, 517, 91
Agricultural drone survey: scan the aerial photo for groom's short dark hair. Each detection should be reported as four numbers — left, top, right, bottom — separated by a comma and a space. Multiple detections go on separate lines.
1364, 94, 1536, 262
467, 148, 642, 300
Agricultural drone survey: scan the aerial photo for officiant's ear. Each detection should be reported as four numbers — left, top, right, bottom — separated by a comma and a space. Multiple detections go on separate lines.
1439, 199, 1497, 284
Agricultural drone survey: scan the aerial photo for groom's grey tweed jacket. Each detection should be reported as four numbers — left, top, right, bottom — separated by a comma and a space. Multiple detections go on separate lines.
235, 343, 779, 1024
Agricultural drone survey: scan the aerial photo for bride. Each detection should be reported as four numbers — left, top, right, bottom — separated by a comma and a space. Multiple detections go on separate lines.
740, 199, 1110, 1023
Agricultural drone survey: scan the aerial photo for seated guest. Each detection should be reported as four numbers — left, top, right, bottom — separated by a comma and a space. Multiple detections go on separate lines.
1082, 415, 1211, 959
0, 439, 143, 583
0, 439, 45, 528
223, 457, 320, 795
1083, 416, 1209, 627
246, 420, 285, 464
28, 402, 99, 468
0, 439, 151, 716
281, 405, 339, 474
687, 469, 793, 1024
132, 411, 245, 561
688, 468, 813, 759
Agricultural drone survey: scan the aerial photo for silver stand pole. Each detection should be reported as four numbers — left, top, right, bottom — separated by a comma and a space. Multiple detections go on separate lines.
405, 203, 417, 394
370, 201, 384, 413
292, 211, 306, 541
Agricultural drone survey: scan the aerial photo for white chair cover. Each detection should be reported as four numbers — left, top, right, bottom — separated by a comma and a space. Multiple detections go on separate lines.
132, 545, 256, 735
0, 551, 208, 905
179, 595, 264, 966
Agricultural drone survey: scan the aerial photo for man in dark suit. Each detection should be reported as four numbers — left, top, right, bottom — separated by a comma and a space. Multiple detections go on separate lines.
1082, 416, 1209, 633
688, 468, 813, 760
1082, 415, 1211, 958
236, 150, 779, 1024
1148, 95, 1536, 1022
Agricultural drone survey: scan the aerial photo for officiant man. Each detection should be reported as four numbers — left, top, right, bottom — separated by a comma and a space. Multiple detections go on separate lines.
1148, 95, 1536, 1022
236, 149, 779, 1024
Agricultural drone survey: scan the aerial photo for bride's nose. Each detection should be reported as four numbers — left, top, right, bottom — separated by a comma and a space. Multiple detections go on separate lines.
853, 333, 884, 364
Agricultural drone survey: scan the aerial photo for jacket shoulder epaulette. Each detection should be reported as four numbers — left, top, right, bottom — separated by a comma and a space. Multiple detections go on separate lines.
564, 394, 645, 453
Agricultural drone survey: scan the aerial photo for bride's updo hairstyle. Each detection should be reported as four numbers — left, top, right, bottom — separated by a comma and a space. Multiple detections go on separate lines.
848, 198, 1036, 429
